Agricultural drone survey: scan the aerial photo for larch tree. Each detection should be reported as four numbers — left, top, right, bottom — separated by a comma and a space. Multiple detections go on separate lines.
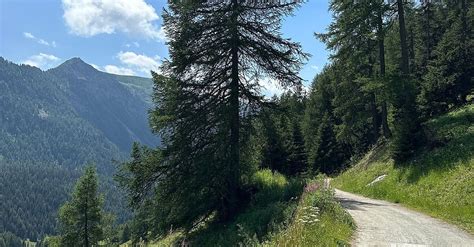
58, 165, 103, 247
317, 0, 393, 148
119, 0, 307, 235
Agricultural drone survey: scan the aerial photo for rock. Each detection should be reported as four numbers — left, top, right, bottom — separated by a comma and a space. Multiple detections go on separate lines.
367, 174, 387, 186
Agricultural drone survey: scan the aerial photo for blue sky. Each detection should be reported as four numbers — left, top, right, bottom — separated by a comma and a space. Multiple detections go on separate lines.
0, 0, 332, 93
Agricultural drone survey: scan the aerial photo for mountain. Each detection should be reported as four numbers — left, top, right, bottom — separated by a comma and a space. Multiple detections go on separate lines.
0, 57, 158, 240
49, 58, 158, 152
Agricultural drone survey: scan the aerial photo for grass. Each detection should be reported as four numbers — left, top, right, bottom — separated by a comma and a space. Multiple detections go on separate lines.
333, 103, 474, 234
148, 170, 354, 246
265, 176, 355, 246
186, 169, 304, 246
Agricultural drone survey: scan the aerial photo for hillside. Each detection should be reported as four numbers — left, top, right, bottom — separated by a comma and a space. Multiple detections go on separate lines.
0, 57, 158, 240
49, 58, 158, 152
333, 104, 474, 233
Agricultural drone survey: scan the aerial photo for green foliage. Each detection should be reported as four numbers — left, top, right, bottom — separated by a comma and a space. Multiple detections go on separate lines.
120, 224, 131, 244
0, 161, 78, 240
41, 236, 61, 247
151, 169, 304, 246
334, 104, 474, 233
389, 77, 425, 163
59, 165, 104, 247
254, 92, 308, 176
0, 232, 23, 247
309, 0, 472, 169
303, 68, 350, 175
148, 172, 354, 246
418, 1, 473, 117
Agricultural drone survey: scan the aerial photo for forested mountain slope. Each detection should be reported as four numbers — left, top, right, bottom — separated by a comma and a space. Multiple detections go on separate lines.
49, 58, 158, 152
0, 57, 157, 240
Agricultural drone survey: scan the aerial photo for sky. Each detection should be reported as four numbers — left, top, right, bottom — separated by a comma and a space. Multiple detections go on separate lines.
0, 0, 333, 94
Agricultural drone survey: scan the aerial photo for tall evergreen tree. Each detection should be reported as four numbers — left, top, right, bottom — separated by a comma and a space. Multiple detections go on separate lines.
390, 0, 425, 163
119, 0, 307, 235
58, 165, 103, 247
396, 0, 410, 76
317, 0, 392, 144
303, 67, 349, 174
375, 0, 391, 138
413, 1, 446, 79
260, 108, 288, 173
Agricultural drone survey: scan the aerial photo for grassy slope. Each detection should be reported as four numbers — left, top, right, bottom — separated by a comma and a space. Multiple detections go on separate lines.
266, 177, 354, 246
142, 171, 354, 246
333, 104, 474, 233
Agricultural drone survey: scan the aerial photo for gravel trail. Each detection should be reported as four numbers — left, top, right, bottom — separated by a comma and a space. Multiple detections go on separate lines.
335, 189, 474, 246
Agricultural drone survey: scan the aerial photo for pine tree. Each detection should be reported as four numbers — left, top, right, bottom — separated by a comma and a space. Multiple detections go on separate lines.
419, 0, 473, 116
260, 108, 288, 173
58, 165, 103, 247
303, 67, 349, 174
120, 224, 131, 244
287, 120, 308, 175
413, 1, 445, 79
390, 0, 425, 163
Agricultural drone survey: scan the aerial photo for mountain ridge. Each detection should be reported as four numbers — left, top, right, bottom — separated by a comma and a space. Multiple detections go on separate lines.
0, 56, 158, 239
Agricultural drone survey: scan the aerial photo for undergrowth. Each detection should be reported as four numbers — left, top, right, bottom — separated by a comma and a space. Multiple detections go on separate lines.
145, 170, 354, 246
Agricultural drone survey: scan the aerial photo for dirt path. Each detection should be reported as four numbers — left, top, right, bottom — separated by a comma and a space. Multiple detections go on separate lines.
334, 189, 474, 246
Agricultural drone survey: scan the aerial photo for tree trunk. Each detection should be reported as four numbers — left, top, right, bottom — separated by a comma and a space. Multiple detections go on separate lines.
367, 40, 381, 141
377, 7, 391, 138
397, 0, 410, 75
84, 198, 89, 247
459, 0, 468, 103
223, 0, 240, 221
425, 3, 432, 60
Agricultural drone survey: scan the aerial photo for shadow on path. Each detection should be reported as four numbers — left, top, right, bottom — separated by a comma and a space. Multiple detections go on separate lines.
335, 197, 383, 211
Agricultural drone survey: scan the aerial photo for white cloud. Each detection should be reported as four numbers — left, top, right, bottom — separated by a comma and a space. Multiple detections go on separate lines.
125, 42, 140, 48
117, 51, 160, 74
23, 32, 35, 39
92, 51, 161, 77
22, 53, 61, 69
23, 32, 57, 47
310, 65, 320, 71
62, 0, 165, 41
90, 63, 101, 70
103, 65, 136, 76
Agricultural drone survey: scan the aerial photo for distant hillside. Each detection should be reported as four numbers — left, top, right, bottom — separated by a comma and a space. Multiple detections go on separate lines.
0, 57, 158, 240
49, 57, 158, 152
114, 74, 154, 104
